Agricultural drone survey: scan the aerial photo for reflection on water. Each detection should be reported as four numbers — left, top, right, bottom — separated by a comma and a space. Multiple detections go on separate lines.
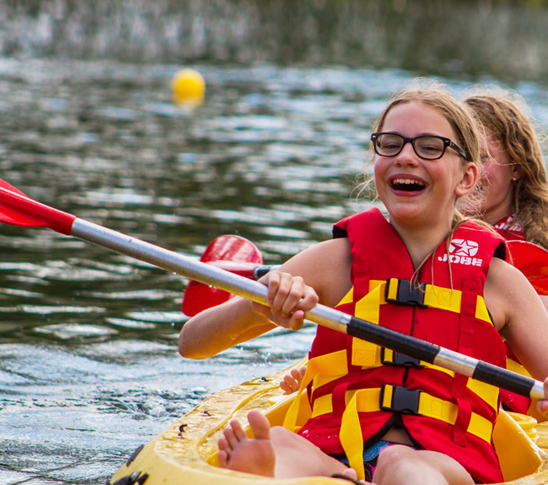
1, 3, 548, 484
0, 58, 378, 483
2, 0, 548, 83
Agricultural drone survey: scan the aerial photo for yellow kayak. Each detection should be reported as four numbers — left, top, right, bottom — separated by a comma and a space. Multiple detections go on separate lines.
109, 359, 548, 485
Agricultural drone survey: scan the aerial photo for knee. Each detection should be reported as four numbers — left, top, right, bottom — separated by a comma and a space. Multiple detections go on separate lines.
375, 445, 418, 481
378, 444, 416, 466
375, 446, 474, 485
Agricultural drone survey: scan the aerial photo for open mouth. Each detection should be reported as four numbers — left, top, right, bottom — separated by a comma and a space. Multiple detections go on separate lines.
390, 178, 425, 192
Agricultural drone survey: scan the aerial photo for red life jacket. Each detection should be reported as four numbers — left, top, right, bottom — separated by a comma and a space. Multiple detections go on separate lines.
289, 209, 507, 484
493, 214, 525, 242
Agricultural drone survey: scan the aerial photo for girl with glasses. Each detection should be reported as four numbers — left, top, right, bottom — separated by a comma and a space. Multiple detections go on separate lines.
179, 83, 548, 484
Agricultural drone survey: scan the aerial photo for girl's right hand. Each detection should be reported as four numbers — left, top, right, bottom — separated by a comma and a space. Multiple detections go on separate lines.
280, 366, 307, 395
252, 271, 319, 330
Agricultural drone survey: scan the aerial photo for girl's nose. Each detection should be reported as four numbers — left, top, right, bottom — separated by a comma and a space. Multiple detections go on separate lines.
395, 142, 419, 166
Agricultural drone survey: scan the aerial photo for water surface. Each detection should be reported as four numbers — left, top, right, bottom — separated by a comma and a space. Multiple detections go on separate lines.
2, 2, 548, 484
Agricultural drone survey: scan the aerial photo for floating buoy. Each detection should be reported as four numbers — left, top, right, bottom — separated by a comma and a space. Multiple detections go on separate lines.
171, 69, 205, 107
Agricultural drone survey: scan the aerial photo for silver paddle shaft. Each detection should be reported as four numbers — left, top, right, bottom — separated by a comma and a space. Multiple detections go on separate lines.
71, 218, 545, 401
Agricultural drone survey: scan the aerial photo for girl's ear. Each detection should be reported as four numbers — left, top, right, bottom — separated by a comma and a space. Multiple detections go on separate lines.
512, 163, 521, 181
455, 162, 478, 197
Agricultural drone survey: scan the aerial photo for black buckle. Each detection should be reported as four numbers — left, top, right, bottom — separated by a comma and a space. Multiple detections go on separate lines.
380, 385, 421, 415
385, 278, 427, 308
380, 348, 422, 367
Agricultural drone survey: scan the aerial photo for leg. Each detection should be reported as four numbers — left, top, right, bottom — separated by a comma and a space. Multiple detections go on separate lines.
373, 445, 474, 485
217, 409, 354, 479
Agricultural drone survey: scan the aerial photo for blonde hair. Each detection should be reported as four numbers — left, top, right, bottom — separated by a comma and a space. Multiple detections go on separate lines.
464, 91, 548, 249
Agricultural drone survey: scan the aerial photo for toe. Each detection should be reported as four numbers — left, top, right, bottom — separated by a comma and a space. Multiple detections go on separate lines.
223, 426, 239, 449
217, 449, 229, 468
247, 410, 271, 440
230, 418, 248, 441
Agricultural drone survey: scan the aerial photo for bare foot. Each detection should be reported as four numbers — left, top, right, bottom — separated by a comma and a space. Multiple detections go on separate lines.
217, 409, 276, 477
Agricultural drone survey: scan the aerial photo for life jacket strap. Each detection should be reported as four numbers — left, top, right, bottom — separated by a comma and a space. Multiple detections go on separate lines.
381, 348, 422, 367
380, 384, 421, 414
385, 278, 427, 307
374, 278, 491, 323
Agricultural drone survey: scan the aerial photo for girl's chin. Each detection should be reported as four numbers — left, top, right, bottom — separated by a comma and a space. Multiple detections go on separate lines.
388, 204, 452, 224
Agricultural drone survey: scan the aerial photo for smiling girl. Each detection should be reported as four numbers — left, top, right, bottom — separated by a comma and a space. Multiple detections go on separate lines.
179, 83, 548, 484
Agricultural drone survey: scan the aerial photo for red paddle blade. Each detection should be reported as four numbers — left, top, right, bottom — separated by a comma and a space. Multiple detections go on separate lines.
507, 240, 548, 295
0, 180, 75, 234
0, 181, 41, 227
182, 235, 263, 316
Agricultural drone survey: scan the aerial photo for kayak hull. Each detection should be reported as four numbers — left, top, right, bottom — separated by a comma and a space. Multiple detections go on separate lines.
110, 359, 548, 485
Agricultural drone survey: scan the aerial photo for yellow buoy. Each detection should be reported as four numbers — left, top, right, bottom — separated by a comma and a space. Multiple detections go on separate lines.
171, 69, 205, 107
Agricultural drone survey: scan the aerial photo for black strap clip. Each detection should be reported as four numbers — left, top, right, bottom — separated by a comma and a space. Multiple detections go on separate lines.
385, 278, 427, 308
380, 348, 423, 367
380, 385, 421, 415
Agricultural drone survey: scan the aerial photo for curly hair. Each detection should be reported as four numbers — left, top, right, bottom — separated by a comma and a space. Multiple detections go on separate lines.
465, 92, 548, 249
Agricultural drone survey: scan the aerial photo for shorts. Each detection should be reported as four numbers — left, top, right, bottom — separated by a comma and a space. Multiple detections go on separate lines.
331, 441, 411, 482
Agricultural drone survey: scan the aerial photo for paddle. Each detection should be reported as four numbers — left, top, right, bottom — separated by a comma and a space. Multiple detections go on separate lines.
0, 180, 544, 401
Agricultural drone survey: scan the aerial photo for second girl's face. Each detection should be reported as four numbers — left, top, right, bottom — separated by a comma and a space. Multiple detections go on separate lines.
473, 129, 519, 225
374, 101, 476, 230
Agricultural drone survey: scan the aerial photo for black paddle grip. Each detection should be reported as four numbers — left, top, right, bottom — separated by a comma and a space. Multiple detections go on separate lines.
474, 360, 535, 397
347, 316, 440, 363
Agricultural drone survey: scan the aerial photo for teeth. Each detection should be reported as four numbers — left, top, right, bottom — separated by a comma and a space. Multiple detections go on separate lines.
392, 178, 425, 187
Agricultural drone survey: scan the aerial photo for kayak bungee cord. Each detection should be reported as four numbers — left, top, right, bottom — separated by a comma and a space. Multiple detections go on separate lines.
0, 181, 544, 401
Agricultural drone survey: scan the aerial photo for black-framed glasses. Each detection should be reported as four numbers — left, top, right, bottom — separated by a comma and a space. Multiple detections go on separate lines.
370, 132, 470, 161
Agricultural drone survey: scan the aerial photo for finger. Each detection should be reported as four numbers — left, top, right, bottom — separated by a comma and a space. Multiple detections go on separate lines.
269, 274, 304, 316
282, 374, 295, 388
295, 286, 319, 312
290, 368, 301, 380
287, 310, 306, 330
280, 375, 295, 393
282, 277, 309, 316
265, 272, 282, 309
280, 381, 291, 394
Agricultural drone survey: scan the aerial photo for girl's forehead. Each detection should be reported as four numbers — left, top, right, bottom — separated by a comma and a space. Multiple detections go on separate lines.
382, 101, 455, 136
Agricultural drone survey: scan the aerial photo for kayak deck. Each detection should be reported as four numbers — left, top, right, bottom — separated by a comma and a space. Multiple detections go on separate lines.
109, 359, 548, 485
